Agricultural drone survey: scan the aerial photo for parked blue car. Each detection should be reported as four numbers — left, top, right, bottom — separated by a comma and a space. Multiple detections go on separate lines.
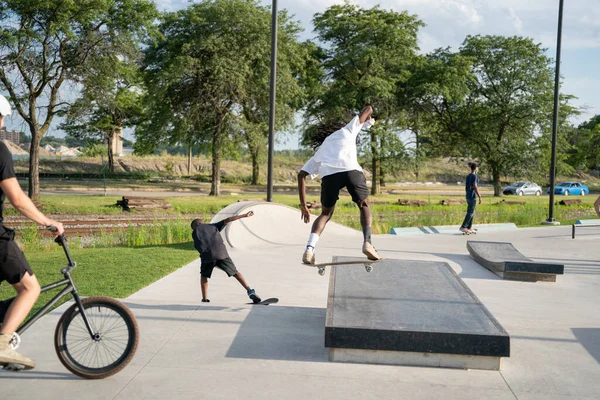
546, 182, 590, 196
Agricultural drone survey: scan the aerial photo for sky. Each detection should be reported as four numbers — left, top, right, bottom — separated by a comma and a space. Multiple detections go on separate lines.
5, 0, 599, 150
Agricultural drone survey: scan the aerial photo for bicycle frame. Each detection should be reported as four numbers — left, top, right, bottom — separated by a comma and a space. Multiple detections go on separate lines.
0, 234, 96, 338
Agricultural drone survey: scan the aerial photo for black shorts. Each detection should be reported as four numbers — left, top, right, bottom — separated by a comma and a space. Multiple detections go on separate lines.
201, 257, 237, 278
321, 170, 369, 208
0, 236, 33, 285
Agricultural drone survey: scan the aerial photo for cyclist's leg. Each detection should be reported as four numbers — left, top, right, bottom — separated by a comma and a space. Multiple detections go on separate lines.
1, 272, 40, 334
0, 240, 40, 334
0, 269, 38, 369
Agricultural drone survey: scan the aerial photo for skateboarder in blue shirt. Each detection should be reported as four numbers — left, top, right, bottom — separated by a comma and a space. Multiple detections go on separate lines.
191, 211, 260, 303
460, 162, 482, 234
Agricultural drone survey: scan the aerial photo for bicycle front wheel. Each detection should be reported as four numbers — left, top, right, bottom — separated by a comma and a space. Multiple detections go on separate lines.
54, 296, 139, 379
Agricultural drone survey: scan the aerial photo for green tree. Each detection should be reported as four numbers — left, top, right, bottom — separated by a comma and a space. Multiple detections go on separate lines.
399, 52, 473, 179
61, 60, 149, 172
140, 0, 307, 194
307, 3, 424, 194
566, 115, 600, 171
0, 0, 157, 200
419, 36, 577, 195
18, 131, 30, 144
238, 13, 309, 185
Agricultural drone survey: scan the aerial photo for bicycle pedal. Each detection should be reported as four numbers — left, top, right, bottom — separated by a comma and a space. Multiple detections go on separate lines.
9, 332, 21, 350
3, 363, 25, 371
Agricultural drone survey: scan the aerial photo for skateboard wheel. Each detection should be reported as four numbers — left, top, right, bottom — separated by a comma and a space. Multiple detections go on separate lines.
365, 265, 373, 273
318, 268, 325, 276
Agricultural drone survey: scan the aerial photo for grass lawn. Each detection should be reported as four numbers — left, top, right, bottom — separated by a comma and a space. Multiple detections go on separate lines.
5, 192, 597, 234
0, 242, 198, 317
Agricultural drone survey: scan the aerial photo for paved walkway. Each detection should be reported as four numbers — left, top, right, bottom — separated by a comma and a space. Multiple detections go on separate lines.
1, 203, 599, 399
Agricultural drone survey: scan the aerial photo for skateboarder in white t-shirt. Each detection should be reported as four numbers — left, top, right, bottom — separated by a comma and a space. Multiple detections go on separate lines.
297, 105, 381, 265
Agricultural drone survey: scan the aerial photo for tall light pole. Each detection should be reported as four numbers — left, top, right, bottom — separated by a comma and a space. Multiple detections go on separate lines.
546, 0, 564, 224
266, 0, 278, 202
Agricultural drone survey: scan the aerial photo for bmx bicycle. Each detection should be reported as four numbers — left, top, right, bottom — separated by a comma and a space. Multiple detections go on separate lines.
0, 227, 139, 379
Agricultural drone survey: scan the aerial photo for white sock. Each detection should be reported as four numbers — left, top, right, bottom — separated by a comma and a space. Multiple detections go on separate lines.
306, 233, 319, 250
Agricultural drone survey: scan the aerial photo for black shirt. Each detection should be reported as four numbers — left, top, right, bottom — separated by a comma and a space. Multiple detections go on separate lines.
0, 141, 16, 224
192, 220, 228, 263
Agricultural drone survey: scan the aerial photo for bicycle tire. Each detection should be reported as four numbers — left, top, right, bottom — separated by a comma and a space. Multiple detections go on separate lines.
54, 296, 139, 379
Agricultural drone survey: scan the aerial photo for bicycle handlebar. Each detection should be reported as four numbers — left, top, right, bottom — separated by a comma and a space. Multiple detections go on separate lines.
47, 226, 75, 268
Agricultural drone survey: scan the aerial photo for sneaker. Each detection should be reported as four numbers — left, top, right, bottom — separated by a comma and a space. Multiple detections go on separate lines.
302, 247, 315, 265
201, 299, 210, 303
0, 334, 35, 370
247, 289, 261, 304
362, 241, 381, 261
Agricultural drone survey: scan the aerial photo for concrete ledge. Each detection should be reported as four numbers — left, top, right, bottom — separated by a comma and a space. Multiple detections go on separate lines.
467, 241, 564, 282
325, 257, 510, 370
576, 219, 600, 225
330, 348, 502, 371
390, 223, 517, 235
572, 223, 600, 239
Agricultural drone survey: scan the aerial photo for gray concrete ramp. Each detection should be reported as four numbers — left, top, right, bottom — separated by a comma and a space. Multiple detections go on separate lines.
467, 241, 564, 282
211, 201, 357, 250
326, 256, 510, 370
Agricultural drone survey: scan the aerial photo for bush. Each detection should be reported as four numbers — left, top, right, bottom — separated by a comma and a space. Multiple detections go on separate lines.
80, 143, 105, 157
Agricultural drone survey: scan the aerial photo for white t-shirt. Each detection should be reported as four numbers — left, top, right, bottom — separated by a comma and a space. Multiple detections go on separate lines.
301, 116, 374, 179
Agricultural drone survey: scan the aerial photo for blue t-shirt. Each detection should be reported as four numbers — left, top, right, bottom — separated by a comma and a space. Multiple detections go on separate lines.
465, 173, 479, 199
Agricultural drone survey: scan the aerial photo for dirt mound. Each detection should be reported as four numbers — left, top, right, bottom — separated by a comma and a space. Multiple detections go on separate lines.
3, 140, 28, 155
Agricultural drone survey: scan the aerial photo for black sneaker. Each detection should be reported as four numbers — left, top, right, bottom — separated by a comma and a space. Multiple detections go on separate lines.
201, 299, 210, 303
247, 289, 261, 304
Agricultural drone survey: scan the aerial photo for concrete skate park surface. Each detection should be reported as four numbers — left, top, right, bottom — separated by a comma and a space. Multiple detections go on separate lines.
2, 202, 600, 399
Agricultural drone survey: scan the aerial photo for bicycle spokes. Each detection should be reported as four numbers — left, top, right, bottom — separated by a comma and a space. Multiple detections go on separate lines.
63, 305, 132, 369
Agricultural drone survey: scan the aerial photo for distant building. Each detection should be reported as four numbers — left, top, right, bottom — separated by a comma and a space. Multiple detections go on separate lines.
0, 129, 20, 145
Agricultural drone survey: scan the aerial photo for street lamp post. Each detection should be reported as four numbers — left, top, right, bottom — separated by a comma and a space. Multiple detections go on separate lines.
266, 0, 278, 202
546, 0, 564, 224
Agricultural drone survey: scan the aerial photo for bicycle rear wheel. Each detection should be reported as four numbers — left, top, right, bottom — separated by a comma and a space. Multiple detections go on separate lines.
54, 296, 139, 379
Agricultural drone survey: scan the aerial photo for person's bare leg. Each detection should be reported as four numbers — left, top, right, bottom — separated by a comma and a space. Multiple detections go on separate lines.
232, 272, 251, 291
311, 206, 335, 235
302, 206, 335, 264
200, 276, 209, 301
0, 273, 40, 335
359, 198, 372, 242
358, 198, 380, 260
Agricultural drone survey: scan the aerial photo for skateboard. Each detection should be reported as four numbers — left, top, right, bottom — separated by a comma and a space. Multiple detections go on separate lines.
461, 229, 478, 235
247, 297, 279, 306
305, 259, 383, 276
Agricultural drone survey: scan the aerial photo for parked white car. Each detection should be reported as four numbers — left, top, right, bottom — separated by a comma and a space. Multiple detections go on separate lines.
502, 181, 542, 196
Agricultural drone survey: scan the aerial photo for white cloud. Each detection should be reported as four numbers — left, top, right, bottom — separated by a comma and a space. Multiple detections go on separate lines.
507, 7, 523, 33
